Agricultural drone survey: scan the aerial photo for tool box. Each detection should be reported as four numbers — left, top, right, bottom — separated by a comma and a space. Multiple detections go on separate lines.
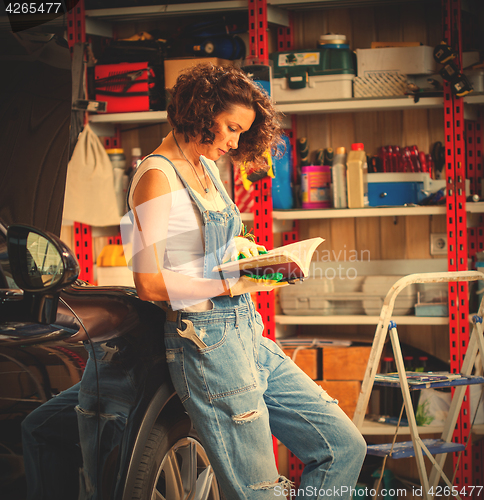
356, 46, 438, 77
94, 62, 163, 113
367, 172, 470, 206
269, 48, 355, 103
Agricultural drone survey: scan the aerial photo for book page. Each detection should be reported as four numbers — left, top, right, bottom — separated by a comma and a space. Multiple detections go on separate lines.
213, 237, 324, 279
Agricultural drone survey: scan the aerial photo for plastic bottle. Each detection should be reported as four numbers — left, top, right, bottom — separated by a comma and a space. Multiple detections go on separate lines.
331, 147, 347, 208
130, 147, 142, 171
272, 135, 294, 209
106, 148, 128, 216
346, 143, 368, 208
416, 356, 428, 373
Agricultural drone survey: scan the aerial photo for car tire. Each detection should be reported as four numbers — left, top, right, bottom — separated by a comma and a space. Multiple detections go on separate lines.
130, 412, 223, 500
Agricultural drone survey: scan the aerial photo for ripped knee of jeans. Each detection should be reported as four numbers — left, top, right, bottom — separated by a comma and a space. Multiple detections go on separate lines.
320, 388, 338, 404
232, 409, 261, 424
249, 475, 294, 491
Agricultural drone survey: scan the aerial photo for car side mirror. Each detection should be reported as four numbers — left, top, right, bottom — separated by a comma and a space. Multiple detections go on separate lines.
7, 224, 80, 323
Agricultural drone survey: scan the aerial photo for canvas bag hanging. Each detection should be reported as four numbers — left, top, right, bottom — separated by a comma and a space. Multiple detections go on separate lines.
63, 124, 121, 227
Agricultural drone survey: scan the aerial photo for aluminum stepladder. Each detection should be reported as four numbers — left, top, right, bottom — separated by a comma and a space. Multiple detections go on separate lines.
352, 271, 484, 500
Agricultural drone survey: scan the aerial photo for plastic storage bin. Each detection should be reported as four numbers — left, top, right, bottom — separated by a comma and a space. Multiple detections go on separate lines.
279, 275, 418, 316
355, 46, 438, 77
362, 276, 417, 315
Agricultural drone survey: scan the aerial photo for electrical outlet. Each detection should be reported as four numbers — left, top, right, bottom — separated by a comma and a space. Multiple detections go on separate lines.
430, 233, 448, 255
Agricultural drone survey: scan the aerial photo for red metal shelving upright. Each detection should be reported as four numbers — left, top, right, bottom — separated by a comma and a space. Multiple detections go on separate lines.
248, 0, 276, 343
442, 0, 478, 494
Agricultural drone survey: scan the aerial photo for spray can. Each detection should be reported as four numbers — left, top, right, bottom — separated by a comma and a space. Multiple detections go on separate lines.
331, 147, 347, 208
346, 143, 369, 209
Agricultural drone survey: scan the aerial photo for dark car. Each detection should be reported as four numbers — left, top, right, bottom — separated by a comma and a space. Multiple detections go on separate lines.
0, 223, 222, 500
0, 25, 221, 500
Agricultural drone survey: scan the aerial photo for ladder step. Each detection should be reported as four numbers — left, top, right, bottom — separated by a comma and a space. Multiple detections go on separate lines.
366, 439, 465, 459
373, 373, 484, 390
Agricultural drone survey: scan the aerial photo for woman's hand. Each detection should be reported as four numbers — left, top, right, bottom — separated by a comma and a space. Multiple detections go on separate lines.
222, 236, 267, 263
227, 275, 289, 296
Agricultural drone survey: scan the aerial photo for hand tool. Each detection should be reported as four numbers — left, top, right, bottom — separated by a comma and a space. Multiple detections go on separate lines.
432, 141, 445, 179
409, 145, 421, 172
177, 319, 208, 348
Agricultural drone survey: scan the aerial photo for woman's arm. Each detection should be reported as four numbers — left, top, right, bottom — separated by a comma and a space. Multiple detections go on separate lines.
131, 168, 228, 303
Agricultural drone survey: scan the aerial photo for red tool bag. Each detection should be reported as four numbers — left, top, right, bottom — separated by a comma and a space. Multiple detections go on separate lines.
94, 61, 162, 113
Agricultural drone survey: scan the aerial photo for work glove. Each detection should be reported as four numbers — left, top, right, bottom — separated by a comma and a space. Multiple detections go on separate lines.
227, 273, 289, 297
222, 236, 268, 264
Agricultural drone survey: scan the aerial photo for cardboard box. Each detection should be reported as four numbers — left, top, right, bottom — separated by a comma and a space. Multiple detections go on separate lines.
316, 380, 361, 418
322, 346, 372, 381
164, 57, 233, 89
356, 46, 438, 76
283, 348, 319, 379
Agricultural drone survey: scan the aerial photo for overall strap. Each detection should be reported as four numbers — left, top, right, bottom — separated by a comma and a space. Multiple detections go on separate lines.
200, 156, 236, 207
133, 154, 207, 215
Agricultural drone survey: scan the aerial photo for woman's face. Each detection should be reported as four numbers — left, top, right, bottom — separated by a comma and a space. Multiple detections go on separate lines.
199, 105, 256, 161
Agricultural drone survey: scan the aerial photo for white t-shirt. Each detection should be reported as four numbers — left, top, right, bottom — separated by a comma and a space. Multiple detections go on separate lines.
128, 154, 229, 311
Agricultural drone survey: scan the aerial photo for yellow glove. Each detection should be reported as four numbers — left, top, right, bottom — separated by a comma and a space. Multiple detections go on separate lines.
222, 236, 267, 264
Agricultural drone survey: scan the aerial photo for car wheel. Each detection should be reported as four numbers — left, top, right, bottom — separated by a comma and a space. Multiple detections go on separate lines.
131, 414, 222, 500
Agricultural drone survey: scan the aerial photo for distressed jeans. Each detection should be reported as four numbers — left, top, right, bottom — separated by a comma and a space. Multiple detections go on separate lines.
164, 296, 367, 500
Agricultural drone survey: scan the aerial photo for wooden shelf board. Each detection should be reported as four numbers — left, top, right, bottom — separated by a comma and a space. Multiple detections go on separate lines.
224, 204, 484, 221
273, 206, 446, 219
276, 96, 444, 115
275, 315, 449, 325
89, 111, 168, 124
85, 1, 247, 21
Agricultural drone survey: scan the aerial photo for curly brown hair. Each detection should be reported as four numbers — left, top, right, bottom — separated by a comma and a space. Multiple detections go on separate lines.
166, 63, 283, 163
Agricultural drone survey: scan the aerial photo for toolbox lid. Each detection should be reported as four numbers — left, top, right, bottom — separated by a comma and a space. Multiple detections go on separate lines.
270, 48, 355, 85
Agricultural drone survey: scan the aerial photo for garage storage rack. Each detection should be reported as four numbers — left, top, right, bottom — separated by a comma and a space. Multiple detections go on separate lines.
64, 0, 484, 493
352, 271, 484, 500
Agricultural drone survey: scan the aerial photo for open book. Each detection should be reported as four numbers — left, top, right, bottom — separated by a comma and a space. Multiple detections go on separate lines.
213, 237, 324, 281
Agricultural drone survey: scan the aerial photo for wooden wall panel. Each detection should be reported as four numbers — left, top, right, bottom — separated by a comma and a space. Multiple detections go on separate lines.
374, 4, 403, 43
354, 111, 379, 154
330, 218, 356, 262
402, 110, 431, 153
355, 217, 381, 261
380, 217, 407, 260
405, 215, 431, 259
349, 7, 376, 50
379, 110, 404, 152
330, 113, 356, 153
401, 3, 429, 43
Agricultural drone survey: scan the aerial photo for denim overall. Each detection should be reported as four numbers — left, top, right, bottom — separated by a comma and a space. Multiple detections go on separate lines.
162, 156, 367, 499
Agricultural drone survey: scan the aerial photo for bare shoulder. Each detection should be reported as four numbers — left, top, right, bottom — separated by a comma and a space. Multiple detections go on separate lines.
132, 168, 171, 208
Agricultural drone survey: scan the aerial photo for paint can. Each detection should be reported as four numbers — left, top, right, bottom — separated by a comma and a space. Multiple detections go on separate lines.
301, 165, 331, 208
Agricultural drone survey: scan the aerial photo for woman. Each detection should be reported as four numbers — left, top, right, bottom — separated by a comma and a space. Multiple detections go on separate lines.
127, 63, 366, 499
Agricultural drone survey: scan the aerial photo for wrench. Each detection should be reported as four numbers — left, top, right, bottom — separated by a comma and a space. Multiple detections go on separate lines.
176, 319, 207, 349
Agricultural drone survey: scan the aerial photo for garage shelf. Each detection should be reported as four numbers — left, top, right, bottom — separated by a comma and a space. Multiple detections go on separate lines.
275, 315, 449, 325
